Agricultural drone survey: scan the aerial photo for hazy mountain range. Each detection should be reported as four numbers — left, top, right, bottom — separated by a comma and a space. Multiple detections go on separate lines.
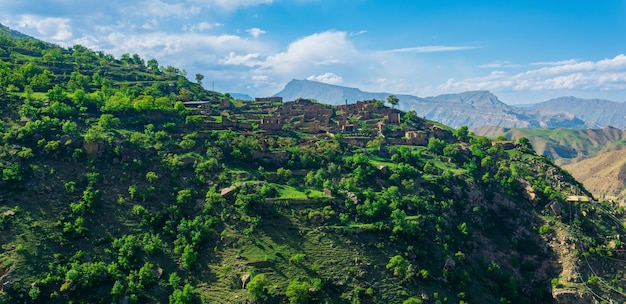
273, 79, 626, 129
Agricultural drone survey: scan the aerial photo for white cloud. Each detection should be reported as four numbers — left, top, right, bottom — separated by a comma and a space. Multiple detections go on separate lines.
263, 31, 356, 73
350, 30, 367, 36
220, 52, 262, 66
189, 0, 272, 12
439, 54, 626, 92
531, 59, 580, 66
477, 61, 522, 68
307, 72, 343, 84
13, 14, 73, 42
140, 0, 199, 18
246, 27, 266, 38
97, 31, 264, 68
142, 18, 158, 30
384, 45, 480, 53
252, 75, 268, 81
186, 22, 223, 32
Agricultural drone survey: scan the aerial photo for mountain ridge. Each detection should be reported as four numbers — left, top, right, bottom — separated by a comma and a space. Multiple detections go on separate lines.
275, 79, 597, 129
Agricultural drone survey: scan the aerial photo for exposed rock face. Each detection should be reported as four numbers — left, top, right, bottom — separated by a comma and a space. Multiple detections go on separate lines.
519, 179, 538, 205
241, 273, 251, 289
552, 289, 594, 304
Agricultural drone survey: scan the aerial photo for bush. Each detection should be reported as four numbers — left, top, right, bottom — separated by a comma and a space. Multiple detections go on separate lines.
169, 283, 195, 304
386, 255, 410, 279
290, 253, 306, 265
403, 297, 423, 304
286, 279, 310, 304
246, 274, 270, 301
539, 224, 551, 235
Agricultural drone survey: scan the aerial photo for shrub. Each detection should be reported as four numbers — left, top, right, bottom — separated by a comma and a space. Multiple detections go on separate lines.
539, 224, 551, 235
386, 255, 410, 279
145, 171, 158, 183
246, 273, 270, 301
286, 279, 310, 304
403, 297, 423, 304
290, 253, 306, 265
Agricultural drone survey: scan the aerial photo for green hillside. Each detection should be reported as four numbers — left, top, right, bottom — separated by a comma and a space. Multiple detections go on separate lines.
1, 29, 626, 304
473, 126, 626, 165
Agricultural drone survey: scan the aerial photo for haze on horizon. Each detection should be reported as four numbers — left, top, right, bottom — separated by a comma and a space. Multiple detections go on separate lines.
1, 0, 626, 104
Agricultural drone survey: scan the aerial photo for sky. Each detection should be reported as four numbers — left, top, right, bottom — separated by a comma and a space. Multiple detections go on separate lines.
1, 0, 626, 104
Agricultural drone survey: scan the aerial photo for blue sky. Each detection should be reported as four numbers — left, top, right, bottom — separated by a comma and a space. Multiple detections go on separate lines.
1, 0, 626, 104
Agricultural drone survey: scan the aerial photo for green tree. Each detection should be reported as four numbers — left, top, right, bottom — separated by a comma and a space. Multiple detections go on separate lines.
170, 283, 195, 304
246, 273, 270, 301
403, 110, 418, 124
403, 297, 423, 304
454, 125, 470, 141
286, 279, 311, 304
427, 137, 446, 155
146, 58, 160, 73
98, 113, 121, 130
386, 94, 400, 109
386, 255, 411, 279
181, 244, 197, 269
195, 73, 204, 85
518, 137, 534, 153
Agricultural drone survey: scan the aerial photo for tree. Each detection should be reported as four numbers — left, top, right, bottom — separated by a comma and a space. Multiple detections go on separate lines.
386, 255, 411, 279
403, 297, 423, 304
403, 110, 418, 124
246, 274, 270, 301
387, 94, 399, 109
427, 137, 446, 155
454, 125, 469, 141
146, 58, 160, 74
518, 137, 534, 153
169, 283, 195, 304
286, 279, 310, 304
195, 73, 204, 85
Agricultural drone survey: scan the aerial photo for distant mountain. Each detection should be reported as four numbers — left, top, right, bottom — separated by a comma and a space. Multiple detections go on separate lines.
274, 80, 588, 129
229, 93, 253, 100
530, 97, 626, 128
562, 148, 626, 202
274, 79, 391, 105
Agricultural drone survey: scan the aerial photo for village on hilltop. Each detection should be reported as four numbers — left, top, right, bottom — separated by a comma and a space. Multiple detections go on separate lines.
183, 96, 456, 147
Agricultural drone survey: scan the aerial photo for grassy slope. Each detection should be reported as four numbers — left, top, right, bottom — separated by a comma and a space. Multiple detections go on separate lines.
562, 148, 626, 201
473, 126, 626, 201
1, 31, 625, 304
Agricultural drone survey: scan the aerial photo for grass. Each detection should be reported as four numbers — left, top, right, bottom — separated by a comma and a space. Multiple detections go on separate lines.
369, 156, 396, 168
274, 184, 309, 199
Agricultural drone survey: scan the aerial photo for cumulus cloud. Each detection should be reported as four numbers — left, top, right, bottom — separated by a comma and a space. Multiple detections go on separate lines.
220, 52, 262, 66
97, 31, 264, 68
439, 54, 626, 92
13, 14, 73, 42
307, 72, 344, 84
246, 27, 266, 38
263, 31, 356, 73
